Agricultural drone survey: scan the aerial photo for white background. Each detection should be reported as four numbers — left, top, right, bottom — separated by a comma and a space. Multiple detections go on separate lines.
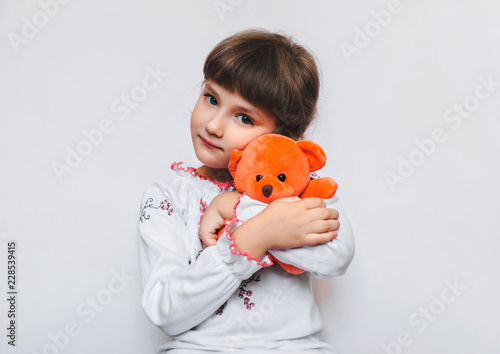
1, 0, 499, 353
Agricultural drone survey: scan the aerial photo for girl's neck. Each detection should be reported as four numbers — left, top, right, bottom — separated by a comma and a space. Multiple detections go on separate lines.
196, 165, 233, 183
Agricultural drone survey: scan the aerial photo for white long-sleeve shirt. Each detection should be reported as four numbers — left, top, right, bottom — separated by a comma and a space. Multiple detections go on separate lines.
137, 162, 355, 353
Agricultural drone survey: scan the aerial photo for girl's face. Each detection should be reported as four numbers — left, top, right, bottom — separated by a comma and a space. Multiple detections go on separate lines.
191, 80, 277, 169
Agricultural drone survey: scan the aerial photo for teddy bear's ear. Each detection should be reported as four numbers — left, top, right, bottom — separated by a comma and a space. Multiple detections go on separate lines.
296, 140, 327, 172
228, 148, 244, 177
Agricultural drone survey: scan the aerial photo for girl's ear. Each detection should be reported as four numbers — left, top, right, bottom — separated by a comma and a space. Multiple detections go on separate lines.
296, 140, 327, 172
228, 149, 244, 177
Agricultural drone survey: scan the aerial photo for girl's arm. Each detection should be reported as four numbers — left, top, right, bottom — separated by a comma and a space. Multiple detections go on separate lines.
267, 194, 355, 278
229, 196, 341, 260
138, 178, 269, 337
228, 194, 355, 278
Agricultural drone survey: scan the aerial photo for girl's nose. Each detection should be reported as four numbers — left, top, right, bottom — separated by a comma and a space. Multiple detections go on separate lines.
206, 111, 224, 137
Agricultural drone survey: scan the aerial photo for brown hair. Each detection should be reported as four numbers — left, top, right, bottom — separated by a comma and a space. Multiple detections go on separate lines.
203, 29, 320, 140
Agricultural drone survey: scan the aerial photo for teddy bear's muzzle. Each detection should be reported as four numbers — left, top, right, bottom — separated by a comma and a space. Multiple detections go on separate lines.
261, 184, 273, 197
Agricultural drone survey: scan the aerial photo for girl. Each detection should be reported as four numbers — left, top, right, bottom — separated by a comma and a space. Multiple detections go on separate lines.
138, 29, 355, 353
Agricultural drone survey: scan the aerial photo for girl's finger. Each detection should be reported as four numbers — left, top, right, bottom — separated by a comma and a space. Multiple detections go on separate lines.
307, 207, 339, 222
308, 219, 340, 234
303, 230, 338, 246
301, 197, 326, 209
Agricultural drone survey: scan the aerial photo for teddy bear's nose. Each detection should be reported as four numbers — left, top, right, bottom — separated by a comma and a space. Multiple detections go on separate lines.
262, 184, 273, 197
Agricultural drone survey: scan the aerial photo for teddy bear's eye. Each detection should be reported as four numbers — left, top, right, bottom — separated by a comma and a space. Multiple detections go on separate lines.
278, 174, 286, 182
256, 175, 263, 182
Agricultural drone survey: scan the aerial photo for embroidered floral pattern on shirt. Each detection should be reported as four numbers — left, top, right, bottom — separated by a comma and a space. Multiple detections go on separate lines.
215, 274, 261, 316
238, 274, 261, 310
198, 198, 208, 225
216, 301, 226, 316
139, 197, 174, 222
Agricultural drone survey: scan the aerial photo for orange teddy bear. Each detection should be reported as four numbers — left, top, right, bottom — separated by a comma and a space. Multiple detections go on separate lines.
226, 133, 338, 274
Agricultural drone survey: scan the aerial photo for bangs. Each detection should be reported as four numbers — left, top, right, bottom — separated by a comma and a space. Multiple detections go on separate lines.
202, 29, 319, 140
204, 44, 288, 114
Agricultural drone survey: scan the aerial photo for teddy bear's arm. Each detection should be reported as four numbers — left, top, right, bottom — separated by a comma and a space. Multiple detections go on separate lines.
300, 177, 338, 199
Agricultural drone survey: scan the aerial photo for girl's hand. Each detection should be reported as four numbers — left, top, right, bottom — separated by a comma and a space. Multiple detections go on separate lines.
199, 191, 242, 249
231, 197, 339, 260
199, 205, 226, 249
262, 197, 340, 249
198, 207, 224, 249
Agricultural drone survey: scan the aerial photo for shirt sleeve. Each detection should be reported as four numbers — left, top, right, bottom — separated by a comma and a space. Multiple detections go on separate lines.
233, 194, 355, 280
137, 176, 266, 337
268, 194, 355, 279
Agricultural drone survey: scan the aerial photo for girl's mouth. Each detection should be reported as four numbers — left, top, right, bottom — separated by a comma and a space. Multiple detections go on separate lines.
200, 136, 222, 150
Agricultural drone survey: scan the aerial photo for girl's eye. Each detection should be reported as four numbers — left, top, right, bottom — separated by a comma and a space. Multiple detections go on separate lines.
236, 114, 254, 126
278, 174, 286, 182
204, 94, 218, 106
